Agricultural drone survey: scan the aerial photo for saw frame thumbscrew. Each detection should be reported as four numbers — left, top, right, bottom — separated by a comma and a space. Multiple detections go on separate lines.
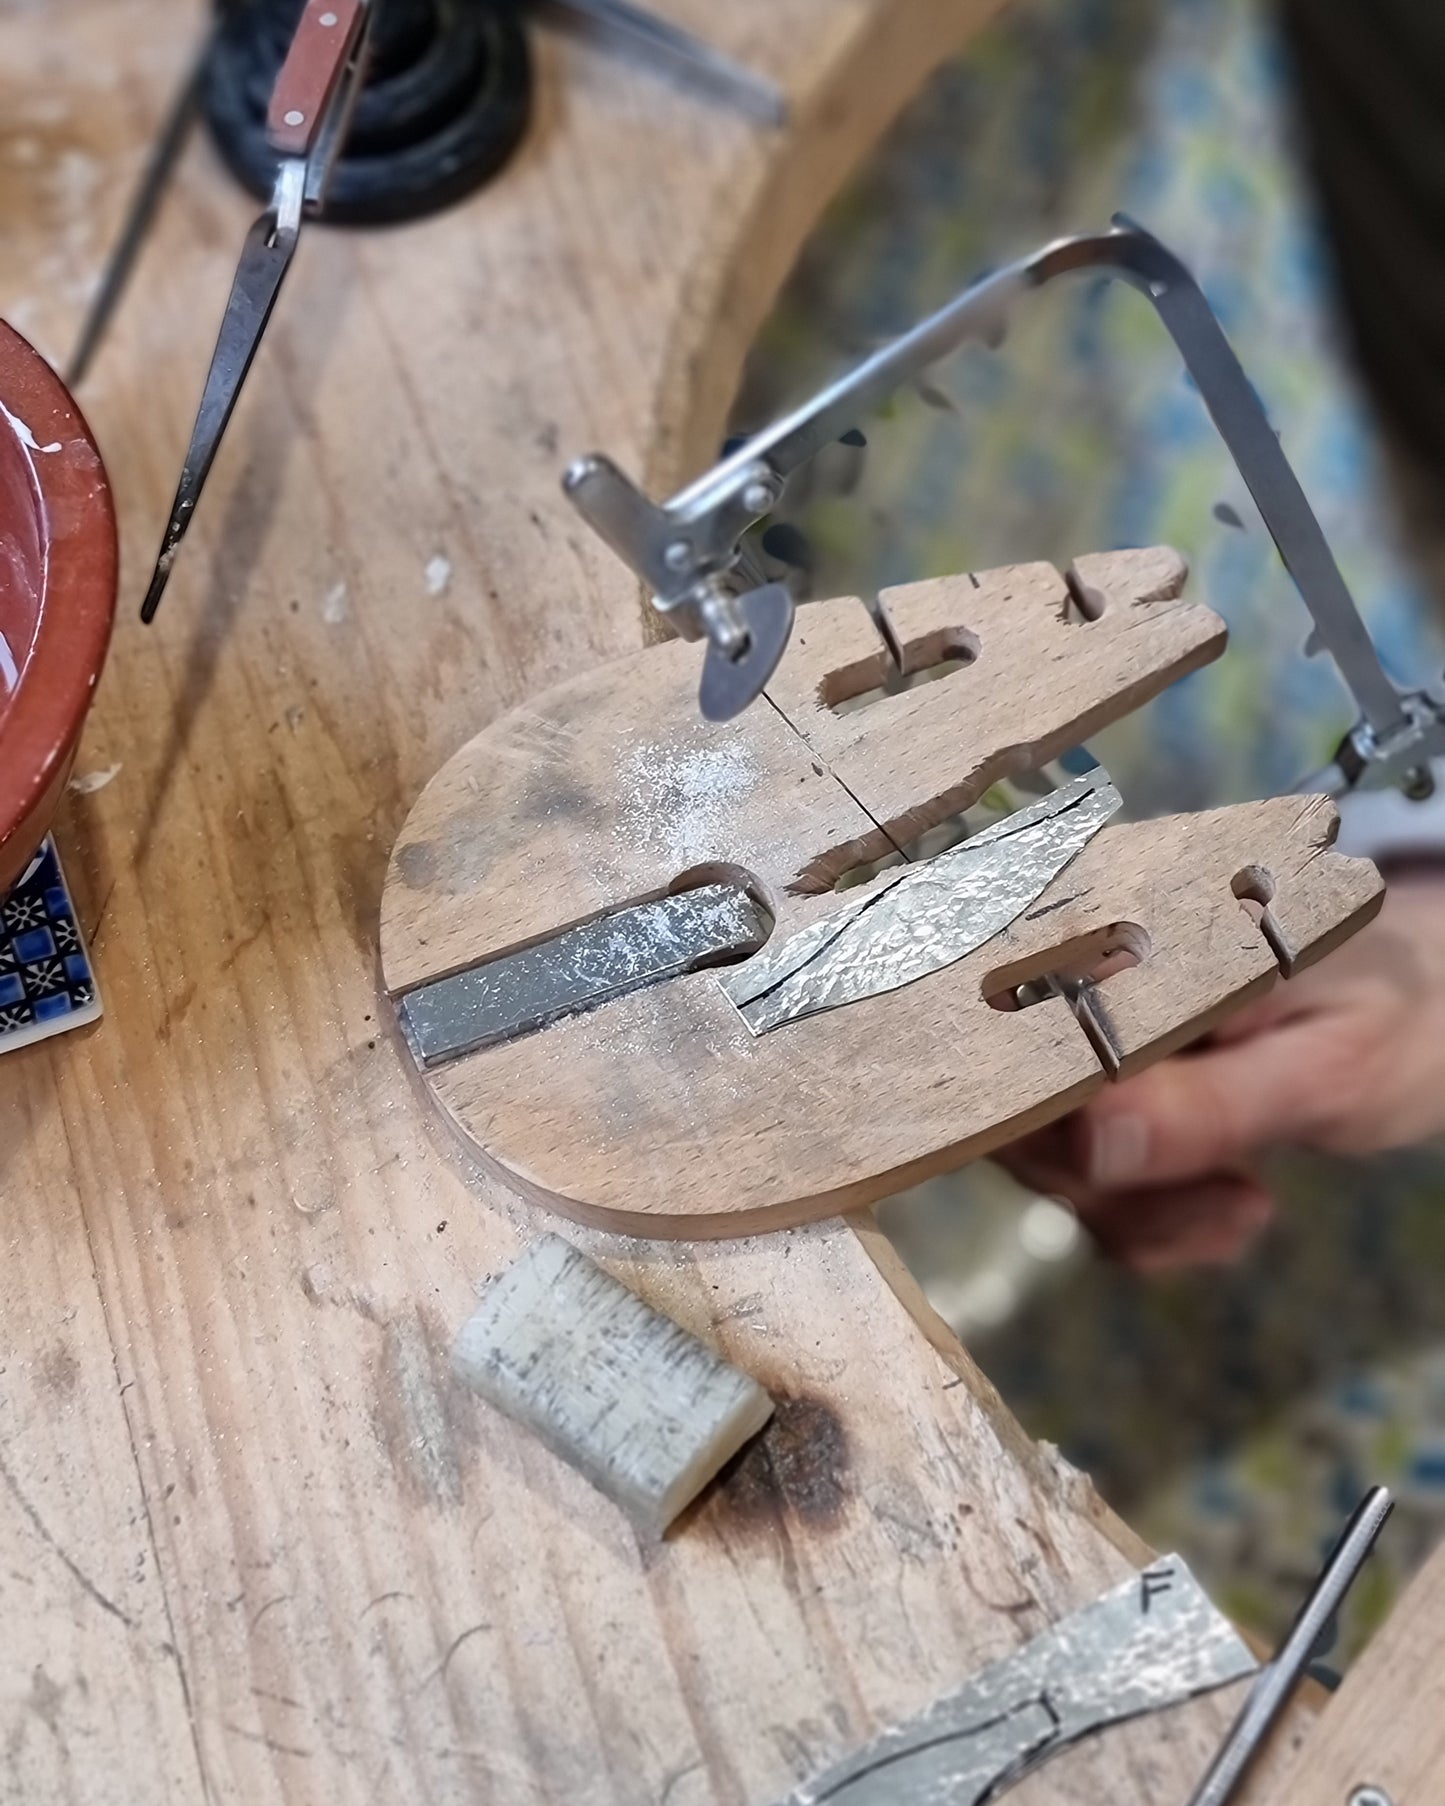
1348, 1790, 1395, 1806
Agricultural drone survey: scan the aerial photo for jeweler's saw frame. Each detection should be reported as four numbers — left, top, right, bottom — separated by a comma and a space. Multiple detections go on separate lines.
565, 217, 1445, 805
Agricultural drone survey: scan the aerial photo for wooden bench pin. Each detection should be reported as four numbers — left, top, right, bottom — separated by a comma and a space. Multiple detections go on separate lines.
379, 544, 1382, 1237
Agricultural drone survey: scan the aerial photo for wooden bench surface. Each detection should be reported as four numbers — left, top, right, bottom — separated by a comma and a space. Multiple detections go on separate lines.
0, 3, 1323, 1799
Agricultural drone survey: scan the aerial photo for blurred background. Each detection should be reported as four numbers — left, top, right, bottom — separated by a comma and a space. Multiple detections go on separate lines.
736, 0, 1445, 1666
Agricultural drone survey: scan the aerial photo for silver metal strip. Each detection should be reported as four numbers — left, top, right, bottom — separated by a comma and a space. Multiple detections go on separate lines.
399, 883, 766, 1067
720, 770, 1120, 1035
780, 1556, 1255, 1806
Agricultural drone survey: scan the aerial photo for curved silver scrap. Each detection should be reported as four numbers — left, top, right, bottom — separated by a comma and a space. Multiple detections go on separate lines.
720, 768, 1120, 1034
566, 217, 1440, 782
778, 1555, 1255, 1806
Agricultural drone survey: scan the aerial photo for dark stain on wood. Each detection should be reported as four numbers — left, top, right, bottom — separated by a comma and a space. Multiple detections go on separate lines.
713, 1394, 849, 1528
516, 768, 600, 829
393, 830, 493, 896
39, 1343, 79, 1398
395, 841, 440, 888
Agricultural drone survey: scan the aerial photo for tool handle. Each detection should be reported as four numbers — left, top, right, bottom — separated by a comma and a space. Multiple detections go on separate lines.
267, 0, 364, 157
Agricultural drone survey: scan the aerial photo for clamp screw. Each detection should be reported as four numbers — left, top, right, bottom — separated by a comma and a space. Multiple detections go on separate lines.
695, 585, 750, 660
741, 480, 776, 516
1349, 1788, 1394, 1806
663, 539, 692, 572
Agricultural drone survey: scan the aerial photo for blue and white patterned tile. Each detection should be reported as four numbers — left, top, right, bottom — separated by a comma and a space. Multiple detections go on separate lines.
0, 836, 101, 1052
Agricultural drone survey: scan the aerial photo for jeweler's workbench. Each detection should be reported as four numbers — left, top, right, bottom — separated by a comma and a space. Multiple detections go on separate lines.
1, 4, 1439, 1803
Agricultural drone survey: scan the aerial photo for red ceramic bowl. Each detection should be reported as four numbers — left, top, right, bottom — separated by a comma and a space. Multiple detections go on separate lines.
0, 320, 117, 896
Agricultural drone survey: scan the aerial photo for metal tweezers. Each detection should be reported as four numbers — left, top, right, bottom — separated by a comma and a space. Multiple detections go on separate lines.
137, 0, 372, 624
72, 0, 783, 605
566, 216, 1445, 798
116, 0, 784, 623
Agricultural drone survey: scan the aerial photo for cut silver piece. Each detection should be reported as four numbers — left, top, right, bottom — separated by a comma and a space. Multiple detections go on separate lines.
781, 1555, 1256, 1806
399, 882, 767, 1067
720, 769, 1120, 1035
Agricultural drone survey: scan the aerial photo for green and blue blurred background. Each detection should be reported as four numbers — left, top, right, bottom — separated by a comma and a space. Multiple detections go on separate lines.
739, 0, 1445, 1665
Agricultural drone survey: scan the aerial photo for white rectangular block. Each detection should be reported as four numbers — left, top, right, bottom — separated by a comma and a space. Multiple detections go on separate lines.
453, 1234, 774, 1535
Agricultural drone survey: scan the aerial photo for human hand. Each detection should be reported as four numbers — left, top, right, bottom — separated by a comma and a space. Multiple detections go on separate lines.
995, 873, 1445, 1271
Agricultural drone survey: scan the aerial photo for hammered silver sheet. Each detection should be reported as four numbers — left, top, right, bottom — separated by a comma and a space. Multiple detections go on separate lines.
781, 1556, 1254, 1805
721, 769, 1120, 1034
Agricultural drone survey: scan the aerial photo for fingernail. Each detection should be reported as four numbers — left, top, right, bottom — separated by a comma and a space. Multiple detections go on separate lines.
1089, 1114, 1149, 1186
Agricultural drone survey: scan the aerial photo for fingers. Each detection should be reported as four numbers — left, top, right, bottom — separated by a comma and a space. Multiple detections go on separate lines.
992, 1034, 1291, 1274
992, 1138, 1276, 1272
994, 1119, 1086, 1201
990, 972, 1384, 1275
997, 1016, 1335, 1202
987, 875, 1445, 1276
1076, 1016, 1343, 1191
1079, 1171, 1275, 1272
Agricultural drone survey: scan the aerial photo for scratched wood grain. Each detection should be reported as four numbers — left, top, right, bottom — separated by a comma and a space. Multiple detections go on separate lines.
0, 2, 1319, 1800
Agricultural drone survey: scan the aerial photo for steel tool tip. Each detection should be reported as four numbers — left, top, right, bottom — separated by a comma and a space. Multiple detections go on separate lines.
140, 551, 176, 624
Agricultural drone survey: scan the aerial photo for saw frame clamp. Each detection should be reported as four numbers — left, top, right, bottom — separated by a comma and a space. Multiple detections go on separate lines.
565, 215, 1445, 801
